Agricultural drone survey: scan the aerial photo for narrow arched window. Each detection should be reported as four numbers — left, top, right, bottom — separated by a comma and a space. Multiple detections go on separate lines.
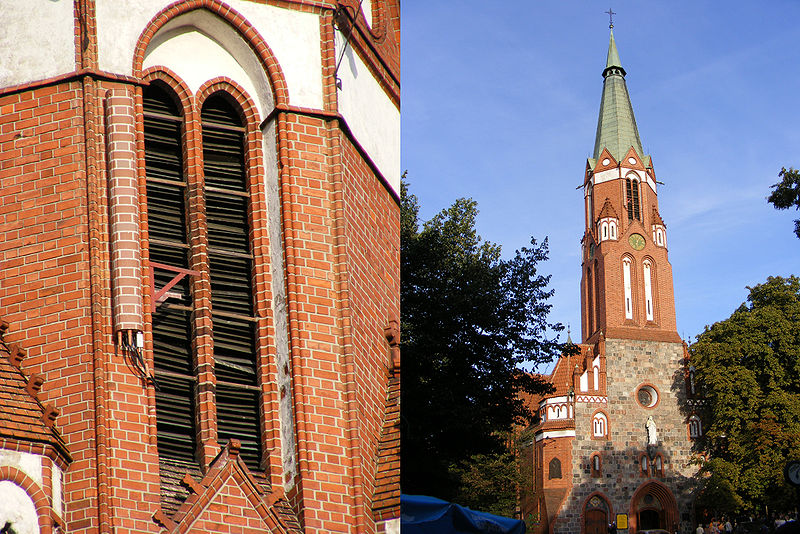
653, 454, 664, 477
626, 178, 641, 221
643, 260, 654, 322
202, 94, 262, 471
144, 83, 198, 466
549, 457, 562, 479
622, 258, 633, 320
591, 453, 602, 477
639, 454, 649, 477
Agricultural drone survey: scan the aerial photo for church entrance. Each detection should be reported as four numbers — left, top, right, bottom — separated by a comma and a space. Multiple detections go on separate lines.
585, 495, 610, 534
638, 508, 661, 530
630, 481, 678, 533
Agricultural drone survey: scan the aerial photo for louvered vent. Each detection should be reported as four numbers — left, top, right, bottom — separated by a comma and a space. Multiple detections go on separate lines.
144, 84, 198, 464
202, 94, 262, 471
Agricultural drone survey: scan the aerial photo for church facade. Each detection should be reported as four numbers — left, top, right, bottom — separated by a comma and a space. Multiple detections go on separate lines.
0, 1, 400, 533
521, 30, 700, 534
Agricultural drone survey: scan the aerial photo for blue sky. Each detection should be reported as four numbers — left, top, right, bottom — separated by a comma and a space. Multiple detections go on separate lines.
401, 1, 800, 348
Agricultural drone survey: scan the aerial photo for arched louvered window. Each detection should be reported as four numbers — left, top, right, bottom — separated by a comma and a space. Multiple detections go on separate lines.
202, 94, 262, 471
143, 84, 198, 465
626, 177, 641, 221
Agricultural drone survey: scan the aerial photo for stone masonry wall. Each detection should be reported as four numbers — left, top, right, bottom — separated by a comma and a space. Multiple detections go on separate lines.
556, 339, 697, 534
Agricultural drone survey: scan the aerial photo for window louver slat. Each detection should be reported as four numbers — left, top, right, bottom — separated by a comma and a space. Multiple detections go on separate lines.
155, 374, 197, 461
209, 253, 253, 314
211, 316, 256, 384
152, 308, 193, 375
206, 192, 249, 250
217, 384, 261, 471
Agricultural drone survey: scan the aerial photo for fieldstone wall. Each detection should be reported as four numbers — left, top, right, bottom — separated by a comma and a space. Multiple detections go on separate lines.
554, 339, 698, 534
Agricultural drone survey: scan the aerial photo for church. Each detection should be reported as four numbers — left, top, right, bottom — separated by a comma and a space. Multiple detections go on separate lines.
0, 1, 400, 533
520, 28, 701, 534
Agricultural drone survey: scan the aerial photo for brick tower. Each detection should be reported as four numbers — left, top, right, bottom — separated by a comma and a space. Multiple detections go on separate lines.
0, 1, 400, 533
521, 29, 698, 534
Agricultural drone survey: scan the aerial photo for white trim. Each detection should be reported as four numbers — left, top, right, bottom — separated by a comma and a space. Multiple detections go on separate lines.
535, 430, 576, 441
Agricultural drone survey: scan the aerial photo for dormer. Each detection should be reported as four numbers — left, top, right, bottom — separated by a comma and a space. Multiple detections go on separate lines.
652, 207, 667, 248
596, 198, 618, 243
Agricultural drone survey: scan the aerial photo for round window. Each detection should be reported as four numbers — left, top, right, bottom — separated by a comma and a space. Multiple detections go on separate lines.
636, 385, 658, 408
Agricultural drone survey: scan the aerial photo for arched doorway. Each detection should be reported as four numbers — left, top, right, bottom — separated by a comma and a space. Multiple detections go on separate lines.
584, 494, 611, 534
630, 481, 678, 533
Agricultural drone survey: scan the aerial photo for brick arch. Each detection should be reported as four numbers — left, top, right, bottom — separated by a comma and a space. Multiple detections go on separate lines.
590, 408, 609, 440
132, 0, 289, 107
142, 67, 197, 118
0, 465, 54, 533
196, 77, 261, 128
629, 479, 678, 533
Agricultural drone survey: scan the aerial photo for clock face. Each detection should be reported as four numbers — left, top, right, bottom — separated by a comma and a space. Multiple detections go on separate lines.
629, 233, 645, 250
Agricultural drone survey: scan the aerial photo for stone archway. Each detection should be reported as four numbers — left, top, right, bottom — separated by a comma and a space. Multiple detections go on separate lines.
630, 481, 678, 533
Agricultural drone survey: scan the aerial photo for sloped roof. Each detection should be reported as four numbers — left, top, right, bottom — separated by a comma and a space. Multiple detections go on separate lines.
593, 29, 644, 162
597, 198, 618, 220
371, 365, 400, 520
0, 325, 70, 462
652, 207, 666, 226
154, 440, 302, 533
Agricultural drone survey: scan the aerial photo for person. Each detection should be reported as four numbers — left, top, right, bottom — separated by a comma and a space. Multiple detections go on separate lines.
696, 524, 705, 534
724, 518, 733, 533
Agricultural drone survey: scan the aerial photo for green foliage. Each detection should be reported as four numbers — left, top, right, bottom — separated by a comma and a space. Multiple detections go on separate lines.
451, 451, 523, 518
767, 167, 800, 238
690, 276, 800, 513
401, 179, 562, 504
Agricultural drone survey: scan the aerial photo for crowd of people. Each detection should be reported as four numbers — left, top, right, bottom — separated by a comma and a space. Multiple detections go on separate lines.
694, 514, 797, 534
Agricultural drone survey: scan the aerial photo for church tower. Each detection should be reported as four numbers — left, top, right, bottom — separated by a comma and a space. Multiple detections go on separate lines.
581, 29, 680, 345
522, 28, 698, 534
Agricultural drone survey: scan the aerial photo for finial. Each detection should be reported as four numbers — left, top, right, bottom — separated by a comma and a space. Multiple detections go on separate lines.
605, 8, 616, 29
566, 325, 572, 344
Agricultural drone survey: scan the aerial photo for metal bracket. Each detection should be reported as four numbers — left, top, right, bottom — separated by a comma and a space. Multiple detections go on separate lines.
149, 261, 200, 312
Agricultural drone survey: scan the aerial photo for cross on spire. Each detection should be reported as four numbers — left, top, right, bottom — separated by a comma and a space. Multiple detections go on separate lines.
605, 8, 616, 29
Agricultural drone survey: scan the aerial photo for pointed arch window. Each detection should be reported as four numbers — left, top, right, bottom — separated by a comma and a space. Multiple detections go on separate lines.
639, 454, 649, 477
652, 454, 664, 477
626, 177, 641, 221
549, 457, 562, 479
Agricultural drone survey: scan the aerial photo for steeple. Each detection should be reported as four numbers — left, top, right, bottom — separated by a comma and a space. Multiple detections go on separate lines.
592, 29, 643, 161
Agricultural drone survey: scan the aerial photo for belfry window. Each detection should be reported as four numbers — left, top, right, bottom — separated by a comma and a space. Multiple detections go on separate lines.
626, 177, 641, 221
144, 85, 263, 473
144, 84, 197, 465
202, 94, 262, 471
622, 257, 633, 320
643, 260, 654, 322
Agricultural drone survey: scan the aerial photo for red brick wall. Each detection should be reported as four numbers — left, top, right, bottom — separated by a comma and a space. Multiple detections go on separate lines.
0, 81, 101, 532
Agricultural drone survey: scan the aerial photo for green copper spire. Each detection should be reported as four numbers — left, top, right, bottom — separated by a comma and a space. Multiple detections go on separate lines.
593, 29, 643, 161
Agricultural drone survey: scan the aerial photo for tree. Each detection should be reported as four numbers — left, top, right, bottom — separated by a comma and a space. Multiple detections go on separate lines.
690, 276, 800, 514
767, 167, 800, 238
401, 179, 563, 504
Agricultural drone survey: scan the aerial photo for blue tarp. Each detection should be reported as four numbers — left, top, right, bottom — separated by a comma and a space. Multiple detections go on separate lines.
401, 494, 526, 534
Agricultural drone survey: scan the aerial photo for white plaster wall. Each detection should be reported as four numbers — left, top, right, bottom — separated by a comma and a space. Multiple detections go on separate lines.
95, 0, 323, 109
262, 120, 298, 488
335, 30, 401, 193
362, 0, 374, 28
0, 0, 75, 89
52, 465, 63, 518
0, 449, 43, 486
0, 481, 40, 534
382, 517, 400, 534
